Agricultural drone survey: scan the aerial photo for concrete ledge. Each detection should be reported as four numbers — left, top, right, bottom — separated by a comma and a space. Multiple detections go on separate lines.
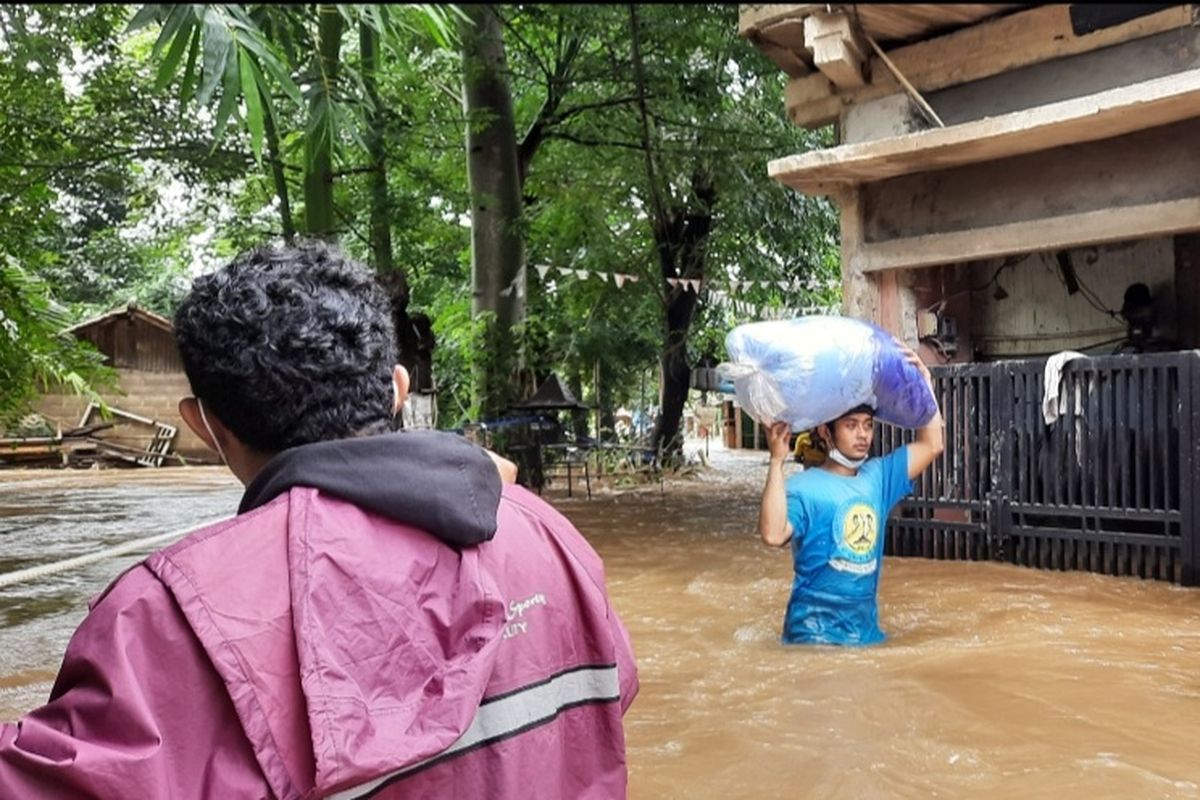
859, 197, 1200, 273
770, 68, 1200, 194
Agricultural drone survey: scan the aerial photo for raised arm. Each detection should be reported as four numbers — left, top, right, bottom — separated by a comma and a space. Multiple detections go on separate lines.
899, 344, 945, 480
758, 421, 794, 547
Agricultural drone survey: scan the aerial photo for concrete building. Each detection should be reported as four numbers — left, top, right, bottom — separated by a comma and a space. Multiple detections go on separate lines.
737, 5, 1200, 584
739, 3, 1200, 361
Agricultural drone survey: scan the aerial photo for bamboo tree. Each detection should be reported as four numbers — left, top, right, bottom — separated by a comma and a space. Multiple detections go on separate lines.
303, 5, 344, 238
360, 22, 394, 275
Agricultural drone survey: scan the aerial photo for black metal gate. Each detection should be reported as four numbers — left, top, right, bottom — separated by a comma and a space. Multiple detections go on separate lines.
877, 352, 1200, 585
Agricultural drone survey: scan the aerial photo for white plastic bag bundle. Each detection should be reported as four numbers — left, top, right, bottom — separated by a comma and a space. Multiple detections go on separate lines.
717, 316, 937, 431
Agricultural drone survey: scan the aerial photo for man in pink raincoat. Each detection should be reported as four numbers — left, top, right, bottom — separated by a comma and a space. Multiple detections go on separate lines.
0, 241, 638, 799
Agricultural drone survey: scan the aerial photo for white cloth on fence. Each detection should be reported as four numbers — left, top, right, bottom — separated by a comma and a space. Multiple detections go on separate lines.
1042, 351, 1087, 426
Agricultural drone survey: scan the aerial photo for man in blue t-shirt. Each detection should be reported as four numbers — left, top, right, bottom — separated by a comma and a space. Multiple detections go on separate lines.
756, 343, 944, 646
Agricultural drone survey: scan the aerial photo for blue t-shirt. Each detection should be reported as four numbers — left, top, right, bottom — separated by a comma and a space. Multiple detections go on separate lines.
782, 446, 913, 646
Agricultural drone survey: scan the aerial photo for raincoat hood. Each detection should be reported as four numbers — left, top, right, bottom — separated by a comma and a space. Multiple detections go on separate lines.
238, 430, 503, 547
148, 431, 517, 797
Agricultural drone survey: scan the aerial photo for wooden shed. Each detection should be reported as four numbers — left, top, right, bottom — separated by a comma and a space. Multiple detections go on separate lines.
34, 302, 212, 461
740, 3, 1200, 361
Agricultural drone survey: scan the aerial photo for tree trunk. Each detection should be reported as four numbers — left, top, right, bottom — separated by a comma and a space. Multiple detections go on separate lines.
627, 4, 716, 460
303, 5, 343, 238
257, 13, 295, 243
262, 93, 296, 244
655, 292, 698, 459
650, 170, 717, 459
461, 4, 525, 419
569, 373, 589, 441
360, 21, 429, 398
360, 23, 395, 278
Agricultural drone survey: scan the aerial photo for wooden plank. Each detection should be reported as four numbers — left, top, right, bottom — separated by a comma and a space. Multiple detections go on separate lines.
750, 18, 814, 77
740, 4, 1019, 43
754, 17, 810, 53
753, 17, 816, 76
784, 4, 1195, 129
738, 4, 821, 36
846, 4, 1021, 45
857, 197, 1200, 273
862, 116, 1200, 240
805, 11, 868, 88
754, 40, 811, 77
770, 68, 1200, 193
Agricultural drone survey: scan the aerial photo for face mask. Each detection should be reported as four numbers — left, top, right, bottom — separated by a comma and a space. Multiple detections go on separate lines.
195, 397, 228, 465
827, 447, 867, 470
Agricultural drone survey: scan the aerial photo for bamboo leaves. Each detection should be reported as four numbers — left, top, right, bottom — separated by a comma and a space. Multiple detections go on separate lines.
130, 4, 301, 166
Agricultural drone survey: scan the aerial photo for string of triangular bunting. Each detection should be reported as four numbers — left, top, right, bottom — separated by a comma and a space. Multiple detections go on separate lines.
499, 264, 642, 297
498, 264, 836, 320
665, 278, 815, 294
706, 288, 836, 320
534, 264, 642, 287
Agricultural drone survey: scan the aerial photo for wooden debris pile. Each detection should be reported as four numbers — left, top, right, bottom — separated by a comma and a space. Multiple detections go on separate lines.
0, 403, 180, 469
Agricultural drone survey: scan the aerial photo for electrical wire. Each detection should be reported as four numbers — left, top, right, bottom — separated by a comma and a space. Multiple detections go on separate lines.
1042, 251, 1122, 320
917, 254, 1028, 313
978, 334, 1128, 360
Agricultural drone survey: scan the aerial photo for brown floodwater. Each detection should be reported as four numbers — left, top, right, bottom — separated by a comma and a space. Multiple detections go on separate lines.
3, 444, 1200, 799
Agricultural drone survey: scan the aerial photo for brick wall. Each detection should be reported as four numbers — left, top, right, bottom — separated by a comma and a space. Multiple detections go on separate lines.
34, 369, 214, 461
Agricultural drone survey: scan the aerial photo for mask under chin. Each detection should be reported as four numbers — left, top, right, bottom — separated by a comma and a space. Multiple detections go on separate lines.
827, 447, 867, 470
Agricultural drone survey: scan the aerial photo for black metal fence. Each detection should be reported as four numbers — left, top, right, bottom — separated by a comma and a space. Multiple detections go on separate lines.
876, 352, 1200, 585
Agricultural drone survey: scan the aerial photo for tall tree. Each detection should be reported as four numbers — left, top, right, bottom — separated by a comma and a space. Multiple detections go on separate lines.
503, 3, 837, 457
360, 21, 393, 276
460, 4, 525, 419
628, 4, 716, 458
137, 2, 463, 392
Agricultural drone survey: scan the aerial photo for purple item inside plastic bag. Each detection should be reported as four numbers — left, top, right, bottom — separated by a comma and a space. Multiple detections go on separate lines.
865, 323, 939, 429
718, 316, 938, 431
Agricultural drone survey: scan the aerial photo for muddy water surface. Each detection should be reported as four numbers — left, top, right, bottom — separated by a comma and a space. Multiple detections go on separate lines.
565, 447, 1200, 800
3, 446, 1200, 799
0, 467, 242, 717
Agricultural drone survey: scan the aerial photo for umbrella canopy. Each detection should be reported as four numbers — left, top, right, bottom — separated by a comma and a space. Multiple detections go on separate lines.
511, 374, 591, 411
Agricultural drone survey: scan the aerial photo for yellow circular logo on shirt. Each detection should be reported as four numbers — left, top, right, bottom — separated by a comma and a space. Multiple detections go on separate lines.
842, 503, 879, 555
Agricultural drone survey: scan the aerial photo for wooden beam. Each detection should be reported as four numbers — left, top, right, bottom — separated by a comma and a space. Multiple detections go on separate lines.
784, 72, 840, 128
785, 3, 1195, 129
770, 68, 1200, 194
858, 197, 1200, 273
738, 4, 822, 37
752, 38, 812, 77
804, 11, 868, 88
750, 18, 815, 76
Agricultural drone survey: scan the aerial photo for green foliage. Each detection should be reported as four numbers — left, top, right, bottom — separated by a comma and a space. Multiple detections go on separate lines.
0, 254, 115, 422
0, 4, 205, 413
0, 3, 842, 432
427, 295, 491, 428
135, 4, 464, 169
488, 3, 840, 423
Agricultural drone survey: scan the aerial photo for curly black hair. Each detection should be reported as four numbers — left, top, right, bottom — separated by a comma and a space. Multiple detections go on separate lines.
173, 240, 397, 453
